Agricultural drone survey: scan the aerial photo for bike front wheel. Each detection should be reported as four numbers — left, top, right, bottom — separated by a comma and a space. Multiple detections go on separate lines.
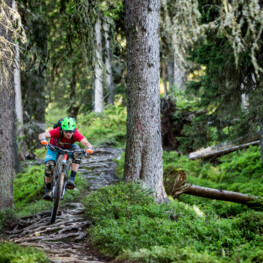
50, 172, 65, 224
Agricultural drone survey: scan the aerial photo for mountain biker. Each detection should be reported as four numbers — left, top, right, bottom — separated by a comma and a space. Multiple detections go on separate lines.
38, 117, 93, 201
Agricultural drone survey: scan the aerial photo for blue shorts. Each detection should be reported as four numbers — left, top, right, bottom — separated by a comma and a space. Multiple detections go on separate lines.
45, 144, 80, 164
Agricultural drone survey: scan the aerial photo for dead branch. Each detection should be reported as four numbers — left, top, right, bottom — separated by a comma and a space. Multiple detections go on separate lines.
188, 140, 260, 160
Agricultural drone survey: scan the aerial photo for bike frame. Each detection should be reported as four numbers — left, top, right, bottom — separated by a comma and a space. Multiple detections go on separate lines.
52, 153, 70, 200
48, 144, 86, 223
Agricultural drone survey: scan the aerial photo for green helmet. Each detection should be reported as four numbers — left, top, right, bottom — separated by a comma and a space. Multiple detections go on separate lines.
61, 117, 76, 131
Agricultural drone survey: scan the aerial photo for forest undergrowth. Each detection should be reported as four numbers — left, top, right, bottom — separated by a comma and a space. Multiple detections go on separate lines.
1, 105, 263, 262
84, 147, 263, 262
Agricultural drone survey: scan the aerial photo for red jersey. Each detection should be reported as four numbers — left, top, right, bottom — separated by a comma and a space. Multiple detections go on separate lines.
49, 127, 84, 149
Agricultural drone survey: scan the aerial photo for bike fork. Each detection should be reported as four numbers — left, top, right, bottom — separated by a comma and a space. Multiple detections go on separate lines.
60, 154, 68, 200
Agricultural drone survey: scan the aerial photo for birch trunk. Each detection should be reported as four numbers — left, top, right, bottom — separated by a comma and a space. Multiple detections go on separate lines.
12, 0, 24, 133
125, 0, 167, 202
94, 17, 104, 113
0, 0, 20, 210
103, 20, 114, 105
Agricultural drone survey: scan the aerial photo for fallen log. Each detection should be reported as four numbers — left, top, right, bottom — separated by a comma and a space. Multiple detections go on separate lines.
184, 185, 258, 205
166, 171, 262, 207
188, 140, 260, 160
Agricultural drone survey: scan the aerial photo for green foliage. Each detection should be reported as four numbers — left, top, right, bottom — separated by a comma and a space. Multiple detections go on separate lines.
14, 166, 45, 209
218, 146, 263, 182
78, 104, 127, 148
83, 182, 154, 224
0, 242, 50, 263
185, 31, 261, 145
118, 246, 220, 263
83, 182, 263, 262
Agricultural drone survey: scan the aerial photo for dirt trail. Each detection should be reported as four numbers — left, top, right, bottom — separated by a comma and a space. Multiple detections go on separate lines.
7, 147, 122, 263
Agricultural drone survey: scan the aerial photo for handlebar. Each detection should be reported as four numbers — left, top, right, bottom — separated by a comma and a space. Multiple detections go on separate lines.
46, 144, 87, 155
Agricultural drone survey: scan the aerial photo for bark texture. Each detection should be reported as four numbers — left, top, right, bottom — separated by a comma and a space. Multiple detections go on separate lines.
94, 18, 104, 113
12, 0, 23, 128
184, 185, 258, 205
124, 0, 167, 202
0, 0, 19, 210
103, 20, 114, 105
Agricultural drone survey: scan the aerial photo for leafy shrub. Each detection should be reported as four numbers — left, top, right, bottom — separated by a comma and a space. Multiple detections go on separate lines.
218, 146, 263, 182
118, 246, 221, 263
14, 166, 45, 208
232, 245, 263, 263
83, 183, 263, 261
233, 211, 263, 243
0, 242, 50, 263
83, 182, 154, 224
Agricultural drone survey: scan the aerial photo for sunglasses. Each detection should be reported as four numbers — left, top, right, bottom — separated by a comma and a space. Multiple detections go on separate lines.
63, 131, 74, 134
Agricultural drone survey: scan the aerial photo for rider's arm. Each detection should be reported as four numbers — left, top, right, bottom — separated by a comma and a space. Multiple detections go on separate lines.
80, 138, 93, 149
39, 131, 51, 141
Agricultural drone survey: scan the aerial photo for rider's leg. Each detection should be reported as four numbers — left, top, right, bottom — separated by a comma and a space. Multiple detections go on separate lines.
67, 144, 81, 189
44, 160, 55, 188
43, 147, 58, 200
67, 163, 79, 189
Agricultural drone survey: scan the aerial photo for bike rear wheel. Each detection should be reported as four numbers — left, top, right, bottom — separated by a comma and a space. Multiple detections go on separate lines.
50, 172, 65, 223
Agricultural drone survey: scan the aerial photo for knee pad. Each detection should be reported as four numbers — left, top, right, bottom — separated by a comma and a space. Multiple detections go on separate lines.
45, 160, 55, 177
72, 159, 81, 165
73, 152, 82, 164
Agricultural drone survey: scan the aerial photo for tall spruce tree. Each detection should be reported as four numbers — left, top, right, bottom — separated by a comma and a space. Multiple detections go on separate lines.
0, 0, 20, 209
124, 0, 167, 202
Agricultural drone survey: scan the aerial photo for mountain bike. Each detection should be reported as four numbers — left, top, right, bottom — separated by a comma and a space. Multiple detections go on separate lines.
47, 144, 87, 224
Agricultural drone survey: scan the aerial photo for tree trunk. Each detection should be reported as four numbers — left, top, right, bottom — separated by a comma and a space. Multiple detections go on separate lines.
174, 58, 186, 91
67, 70, 79, 119
124, 0, 167, 202
103, 20, 114, 105
12, 0, 23, 130
162, 59, 168, 97
0, 0, 20, 210
167, 56, 174, 92
94, 17, 104, 113
160, 0, 173, 96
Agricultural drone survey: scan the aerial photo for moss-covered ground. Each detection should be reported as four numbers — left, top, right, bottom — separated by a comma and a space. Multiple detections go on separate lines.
1, 105, 263, 262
